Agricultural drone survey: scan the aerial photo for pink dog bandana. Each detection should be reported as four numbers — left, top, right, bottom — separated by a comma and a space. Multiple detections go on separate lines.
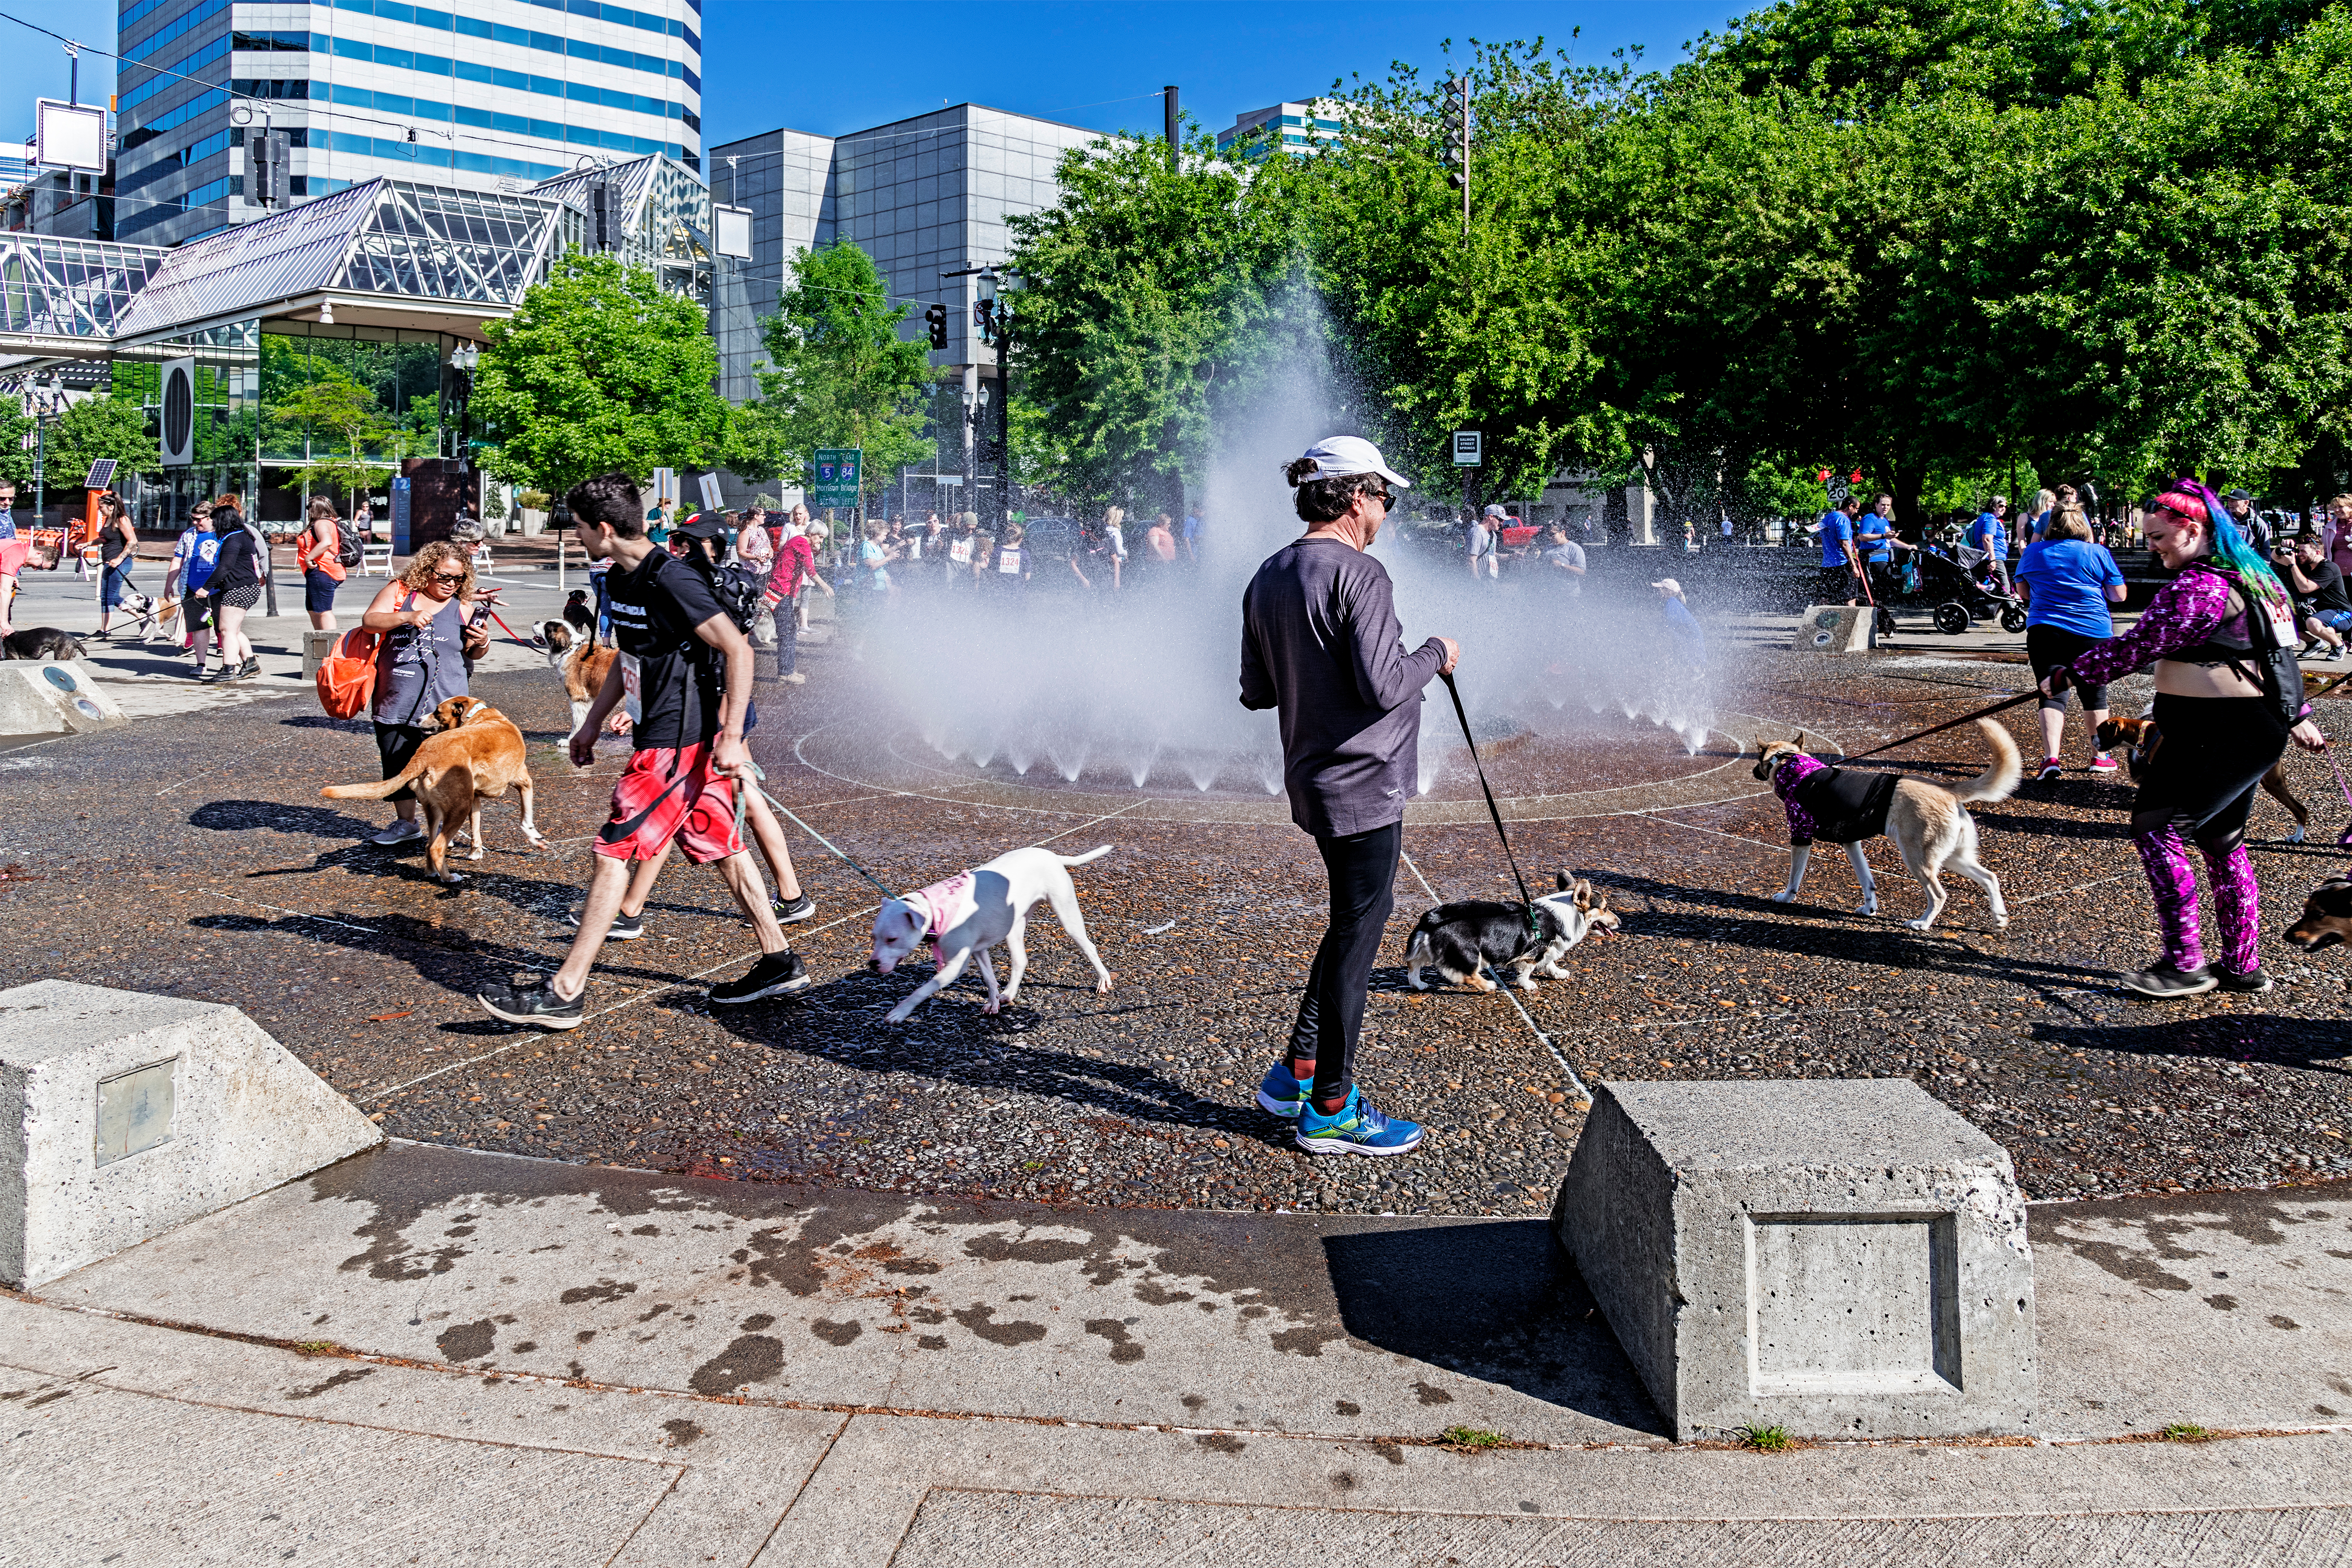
906, 871, 974, 941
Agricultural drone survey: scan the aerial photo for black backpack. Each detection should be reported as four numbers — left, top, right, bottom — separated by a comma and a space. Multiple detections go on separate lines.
336, 518, 365, 567
2208, 564, 2306, 731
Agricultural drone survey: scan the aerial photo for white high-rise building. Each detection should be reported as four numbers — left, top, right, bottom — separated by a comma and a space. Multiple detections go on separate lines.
1214, 99, 1346, 162
112, 0, 704, 247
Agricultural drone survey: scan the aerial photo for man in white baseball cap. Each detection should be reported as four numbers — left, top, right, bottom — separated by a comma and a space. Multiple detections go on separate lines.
1238, 436, 1456, 1158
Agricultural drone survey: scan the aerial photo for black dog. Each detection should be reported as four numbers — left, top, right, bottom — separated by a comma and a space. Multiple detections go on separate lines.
562, 590, 595, 638
2, 628, 84, 662
1404, 872, 1619, 993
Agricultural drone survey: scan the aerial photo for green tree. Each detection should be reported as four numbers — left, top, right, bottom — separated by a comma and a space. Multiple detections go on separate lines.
474, 252, 728, 495
273, 372, 399, 509
724, 241, 934, 509
0, 401, 32, 489
41, 396, 162, 489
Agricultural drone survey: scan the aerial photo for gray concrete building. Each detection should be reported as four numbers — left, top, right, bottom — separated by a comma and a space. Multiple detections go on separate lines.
709, 104, 1100, 509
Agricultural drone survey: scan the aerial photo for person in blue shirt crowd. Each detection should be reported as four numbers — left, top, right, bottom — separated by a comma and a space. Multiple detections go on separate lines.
1853, 493, 1912, 596
1652, 578, 1707, 672
2018, 487, 2056, 550
1965, 497, 2011, 589
2015, 502, 2128, 778
1816, 499, 1860, 605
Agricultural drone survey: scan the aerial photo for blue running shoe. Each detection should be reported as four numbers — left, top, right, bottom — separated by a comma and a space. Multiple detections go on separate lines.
1295, 1089, 1425, 1157
1255, 1060, 1310, 1118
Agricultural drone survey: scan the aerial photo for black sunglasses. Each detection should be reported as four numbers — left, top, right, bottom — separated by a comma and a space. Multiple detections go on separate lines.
430, 570, 467, 584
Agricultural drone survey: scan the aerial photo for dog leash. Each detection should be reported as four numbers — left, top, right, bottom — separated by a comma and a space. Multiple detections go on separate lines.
1830, 689, 2043, 765
1437, 670, 1541, 938
731, 760, 901, 903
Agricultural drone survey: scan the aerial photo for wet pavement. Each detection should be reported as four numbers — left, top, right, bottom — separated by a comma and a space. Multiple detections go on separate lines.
0, 595, 2347, 1217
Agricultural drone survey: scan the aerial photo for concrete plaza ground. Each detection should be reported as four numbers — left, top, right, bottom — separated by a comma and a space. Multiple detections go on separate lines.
2, 547, 2350, 1561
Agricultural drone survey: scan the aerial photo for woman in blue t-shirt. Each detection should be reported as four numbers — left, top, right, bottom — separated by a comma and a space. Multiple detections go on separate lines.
2016, 508, 2127, 779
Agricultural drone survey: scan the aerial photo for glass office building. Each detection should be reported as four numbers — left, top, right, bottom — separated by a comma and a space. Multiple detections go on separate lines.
1214, 101, 1347, 162
111, 0, 705, 248
709, 104, 1100, 406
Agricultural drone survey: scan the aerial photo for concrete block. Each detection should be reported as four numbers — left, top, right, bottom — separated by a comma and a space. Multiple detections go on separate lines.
0, 982, 382, 1288
1793, 605, 1875, 652
1552, 1079, 2036, 1440
0, 660, 126, 738
302, 629, 340, 678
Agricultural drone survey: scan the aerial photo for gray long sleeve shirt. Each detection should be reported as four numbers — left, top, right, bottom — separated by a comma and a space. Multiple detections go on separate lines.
1240, 536, 1446, 837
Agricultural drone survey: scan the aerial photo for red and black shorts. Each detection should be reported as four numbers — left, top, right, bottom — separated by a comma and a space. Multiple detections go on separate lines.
594, 744, 745, 864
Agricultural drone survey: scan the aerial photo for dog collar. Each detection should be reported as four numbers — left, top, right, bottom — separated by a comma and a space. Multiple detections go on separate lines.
906, 871, 974, 940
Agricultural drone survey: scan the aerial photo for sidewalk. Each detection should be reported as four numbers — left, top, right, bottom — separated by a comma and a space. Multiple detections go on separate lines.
6, 1143, 2347, 1565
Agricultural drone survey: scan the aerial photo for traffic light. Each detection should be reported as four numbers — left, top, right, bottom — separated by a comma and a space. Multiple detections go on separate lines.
1439, 78, 1470, 191
925, 303, 948, 350
590, 178, 611, 251
247, 130, 291, 209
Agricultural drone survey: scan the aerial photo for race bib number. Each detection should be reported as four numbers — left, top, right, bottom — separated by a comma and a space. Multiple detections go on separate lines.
950, 539, 972, 565
998, 547, 1021, 574
619, 652, 644, 724
2264, 598, 2297, 649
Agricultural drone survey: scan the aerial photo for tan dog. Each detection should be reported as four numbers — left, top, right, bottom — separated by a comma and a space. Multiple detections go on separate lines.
1751, 719, 2019, 931
536, 619, 627, 737
322, 697, 545, 882
2095, 713, 2312, 843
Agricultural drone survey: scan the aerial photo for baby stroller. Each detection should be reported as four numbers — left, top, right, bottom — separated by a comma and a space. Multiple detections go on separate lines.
1908, 547, 2027, 635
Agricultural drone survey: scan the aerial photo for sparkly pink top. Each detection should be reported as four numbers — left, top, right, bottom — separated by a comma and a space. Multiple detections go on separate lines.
2067, 564, 2309, 718
1771, 752, 1828, 846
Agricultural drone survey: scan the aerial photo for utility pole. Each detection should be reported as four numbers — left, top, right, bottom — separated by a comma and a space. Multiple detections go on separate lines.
1163, 85, 1179, 168
1440, 77, 1471, 237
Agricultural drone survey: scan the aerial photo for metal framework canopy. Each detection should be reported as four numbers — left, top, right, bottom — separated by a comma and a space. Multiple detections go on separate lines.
0, 152, 712, 366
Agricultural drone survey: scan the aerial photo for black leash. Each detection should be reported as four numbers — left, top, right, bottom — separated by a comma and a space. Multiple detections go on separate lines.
731, 762, 901, 903
1830, 689, 2042, 765
1437, 671, 1541, 937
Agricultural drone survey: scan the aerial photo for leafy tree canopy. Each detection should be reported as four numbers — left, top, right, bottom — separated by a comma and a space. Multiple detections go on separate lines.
42, 396, 163, 490
475, 252, 728, 495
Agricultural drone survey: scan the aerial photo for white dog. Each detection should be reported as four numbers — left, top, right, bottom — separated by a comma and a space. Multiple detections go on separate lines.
870, 846, 1115, 1022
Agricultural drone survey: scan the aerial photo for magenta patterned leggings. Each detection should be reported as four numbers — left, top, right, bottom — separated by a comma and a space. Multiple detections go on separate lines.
2133, 824, 2262, 974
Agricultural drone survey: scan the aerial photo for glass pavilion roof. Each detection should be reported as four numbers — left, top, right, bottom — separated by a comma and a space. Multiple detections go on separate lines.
0, 153, 709, 362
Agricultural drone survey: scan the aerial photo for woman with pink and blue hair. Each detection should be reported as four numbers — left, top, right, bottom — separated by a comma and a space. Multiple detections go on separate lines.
2041, 481, 2330, 998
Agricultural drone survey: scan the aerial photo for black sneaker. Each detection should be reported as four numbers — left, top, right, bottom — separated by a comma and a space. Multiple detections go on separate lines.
2122, 961, 2217, 999
2213, 966, 2273, 994
773, 892, 815, 925
564, 905, 645, 940
708, 950, 810, 1005
476, 982, 586, 1030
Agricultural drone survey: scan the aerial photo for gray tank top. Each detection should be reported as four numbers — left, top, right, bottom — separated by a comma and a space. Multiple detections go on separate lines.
373, 591, 469, 725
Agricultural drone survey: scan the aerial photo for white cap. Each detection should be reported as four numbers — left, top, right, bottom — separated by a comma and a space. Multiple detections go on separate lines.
1297, 435, 1410, 490
1650, 578, 1682, 596
1482, 503, 1506, 517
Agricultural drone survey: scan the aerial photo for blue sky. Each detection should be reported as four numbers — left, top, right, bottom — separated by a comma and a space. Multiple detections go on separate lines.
15, 1, 1738, 149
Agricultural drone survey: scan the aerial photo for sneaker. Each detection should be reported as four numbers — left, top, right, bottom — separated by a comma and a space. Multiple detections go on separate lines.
2089, 753, 2119, 775
475, 982, 586, 1030
563, 905, 645, 940
1295, 1088, 1426, 1157
708, 949, 811, 1005
773, 892, 815, 925
2036, 757, 2063, 781
781, 671, 806, 685
2122, 961, 2217, 999
2213, 966, 2273, 994
369, 819, 424, 847
1254, 1059, 1311, 1118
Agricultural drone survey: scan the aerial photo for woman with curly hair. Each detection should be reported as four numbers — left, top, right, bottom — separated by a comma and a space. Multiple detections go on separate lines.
2042, 480, 2330, 997
356, 540, 488, 847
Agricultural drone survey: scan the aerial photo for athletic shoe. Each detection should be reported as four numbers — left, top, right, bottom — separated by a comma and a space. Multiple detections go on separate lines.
1295, 1089, 1426, 1157
781, 671, 806, 685
369, 819, 424, 846
2122, 961, 2217, 999
563, 905, 645, 940
475, 982, 586, 1030
2089, 753, 2119, 775
1254, 1060, 1311, 1118
2036, 758, 2063, 781
708, 950, 811, 1005
773, 892, 815, 925
2213, 966, 2274, 994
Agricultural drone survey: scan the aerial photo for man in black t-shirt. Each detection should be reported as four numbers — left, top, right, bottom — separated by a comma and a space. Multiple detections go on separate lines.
477, 472, 808, 1029
2281, 533, 2351, 658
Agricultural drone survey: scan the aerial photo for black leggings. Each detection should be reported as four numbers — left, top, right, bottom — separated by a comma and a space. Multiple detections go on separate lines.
2027, 624, 2110, 712
1287, 821, 1401, 1106
2130, 694, 2289, 854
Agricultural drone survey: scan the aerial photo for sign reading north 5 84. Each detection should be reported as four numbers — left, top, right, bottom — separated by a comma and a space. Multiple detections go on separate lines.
811, 448, 862, 506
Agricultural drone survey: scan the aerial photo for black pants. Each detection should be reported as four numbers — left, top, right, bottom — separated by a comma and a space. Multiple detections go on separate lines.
1287, 821, 1400, 1105
777, 592, 799, 675
2132, 694, 2289, 854
2027, 624, 2110, 712
374, 721, 430, 804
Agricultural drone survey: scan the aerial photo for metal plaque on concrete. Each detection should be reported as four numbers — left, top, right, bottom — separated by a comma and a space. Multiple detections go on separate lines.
95, 1058, 177, 1167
